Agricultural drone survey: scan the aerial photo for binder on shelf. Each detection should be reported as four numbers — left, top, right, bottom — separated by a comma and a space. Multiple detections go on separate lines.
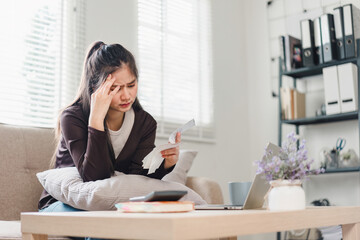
281, 35, 302, 71
323, 65, 341, 115
301, 19, 315, 67
321, 14, 337, 62
333, 6, 346, 59
314, 17, 324, 64
338, 63, 358, 113
279, 36, 286, 71
343, 4, 360, 58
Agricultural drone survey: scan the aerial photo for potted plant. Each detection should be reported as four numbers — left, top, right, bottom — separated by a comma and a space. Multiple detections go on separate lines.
254, 132, 324, 211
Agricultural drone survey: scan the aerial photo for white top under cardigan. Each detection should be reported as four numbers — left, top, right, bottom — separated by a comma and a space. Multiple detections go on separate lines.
108, 108, 135, 158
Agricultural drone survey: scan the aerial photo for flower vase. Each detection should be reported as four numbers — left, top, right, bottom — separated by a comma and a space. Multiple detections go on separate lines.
268, 180, 305, 211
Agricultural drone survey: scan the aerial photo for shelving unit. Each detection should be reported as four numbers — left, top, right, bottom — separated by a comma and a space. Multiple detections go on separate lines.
282, 56, 359, 78
324, 166, 360, 173
278, 39, 360, 174
282, 111, 358, 126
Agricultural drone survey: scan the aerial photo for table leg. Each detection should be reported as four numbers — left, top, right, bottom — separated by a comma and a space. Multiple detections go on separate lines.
22, 233, 48, 240
342, 223, 360, 240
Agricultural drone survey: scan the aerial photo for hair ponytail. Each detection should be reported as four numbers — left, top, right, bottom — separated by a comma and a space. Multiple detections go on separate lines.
50, 41, 105, 168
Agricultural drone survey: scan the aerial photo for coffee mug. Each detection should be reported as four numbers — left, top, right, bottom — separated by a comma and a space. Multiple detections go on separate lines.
228, 181, 252, 206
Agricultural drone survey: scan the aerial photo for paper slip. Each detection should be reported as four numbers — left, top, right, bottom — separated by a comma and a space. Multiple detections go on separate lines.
142, 119, 195, 174
168, 119, 195, 144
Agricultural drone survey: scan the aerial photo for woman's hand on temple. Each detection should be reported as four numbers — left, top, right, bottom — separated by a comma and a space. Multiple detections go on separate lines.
162, 132, 181, 169
89, 75, 120, 131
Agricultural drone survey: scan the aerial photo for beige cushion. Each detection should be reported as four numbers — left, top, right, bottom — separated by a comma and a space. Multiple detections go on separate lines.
37, 167, 206, 211
0, 124, 56, 221
162, 149, 197, 184
186, 177, 224, 204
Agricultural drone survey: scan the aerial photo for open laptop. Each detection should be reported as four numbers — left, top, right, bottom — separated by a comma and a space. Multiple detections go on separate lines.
195, 142, 280, 210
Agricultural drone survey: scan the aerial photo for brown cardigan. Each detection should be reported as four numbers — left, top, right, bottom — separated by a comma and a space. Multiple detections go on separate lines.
39, 103, 173, 210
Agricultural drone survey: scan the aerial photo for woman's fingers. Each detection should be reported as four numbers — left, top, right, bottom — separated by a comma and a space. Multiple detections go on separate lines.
102, 76, 116, 95
175, 132, 181, 143
106, 74, 112, 81
110, 85, 120, 96
164, 155, 177, 163
161, 146, 179, 158
161, 152, 177, 158
163, 133, 181, 168
92, 74, 118, 97
161, 147, 178, 155
162, 145, 179, 169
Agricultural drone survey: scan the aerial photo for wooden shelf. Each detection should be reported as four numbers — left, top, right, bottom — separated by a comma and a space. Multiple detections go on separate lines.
282, 57, 358, 78
282, 112, 358, 126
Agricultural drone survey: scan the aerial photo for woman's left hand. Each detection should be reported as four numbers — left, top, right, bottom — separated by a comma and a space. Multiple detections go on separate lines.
162, 132, 181, 169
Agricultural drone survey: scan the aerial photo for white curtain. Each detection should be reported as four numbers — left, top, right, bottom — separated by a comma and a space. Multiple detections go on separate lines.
0, 0, 86, 127
137, 0, 214, 141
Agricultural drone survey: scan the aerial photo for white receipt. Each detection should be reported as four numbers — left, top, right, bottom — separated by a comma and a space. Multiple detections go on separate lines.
168, 119, 195, 144
142, 119, 195, 174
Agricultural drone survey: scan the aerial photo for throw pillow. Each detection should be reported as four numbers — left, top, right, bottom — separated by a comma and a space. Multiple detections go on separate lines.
162, 149, 197, 185
37, 167, 206, 211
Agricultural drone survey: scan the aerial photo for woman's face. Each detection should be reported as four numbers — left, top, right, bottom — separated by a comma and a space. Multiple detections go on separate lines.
108, 65, 138, 113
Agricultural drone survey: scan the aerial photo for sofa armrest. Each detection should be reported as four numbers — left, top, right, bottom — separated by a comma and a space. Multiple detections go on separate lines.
185, 176, 224, 204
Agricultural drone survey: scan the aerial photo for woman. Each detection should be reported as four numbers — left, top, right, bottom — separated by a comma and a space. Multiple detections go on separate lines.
39, 41, 180, 212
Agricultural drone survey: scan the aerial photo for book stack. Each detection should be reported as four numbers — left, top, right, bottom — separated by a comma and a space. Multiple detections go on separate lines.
280, 87, 306, 120
115, 201, 195, 213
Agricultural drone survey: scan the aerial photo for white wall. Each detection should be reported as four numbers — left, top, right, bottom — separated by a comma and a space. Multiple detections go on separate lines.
85, 0, 138, 56
241, 1, 278, 239
244, 1, 279, 168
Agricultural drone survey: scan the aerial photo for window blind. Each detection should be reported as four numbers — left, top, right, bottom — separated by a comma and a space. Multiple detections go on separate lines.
137, 0, 214, 142
0, 0, 85, 128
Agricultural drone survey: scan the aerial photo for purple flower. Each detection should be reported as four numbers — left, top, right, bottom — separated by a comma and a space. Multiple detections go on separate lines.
255, 131, 324, 182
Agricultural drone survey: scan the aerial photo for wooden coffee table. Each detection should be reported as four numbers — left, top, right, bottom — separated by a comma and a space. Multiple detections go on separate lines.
21, 206, 360, 240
